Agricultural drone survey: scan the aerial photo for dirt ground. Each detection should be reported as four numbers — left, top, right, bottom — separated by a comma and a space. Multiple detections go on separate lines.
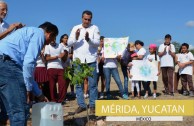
62, 66, 194, 126
4, 67, 194, 126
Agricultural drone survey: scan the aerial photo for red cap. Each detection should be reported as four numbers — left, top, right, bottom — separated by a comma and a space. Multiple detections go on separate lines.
149, 44, 157, 50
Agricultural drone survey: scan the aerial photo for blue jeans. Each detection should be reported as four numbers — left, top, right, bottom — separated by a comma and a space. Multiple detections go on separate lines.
76, 62, 98, 108
0, 97, 8, 121
103, 68, 124, 96
0, 56, 29, 126
121, 65, 128, 95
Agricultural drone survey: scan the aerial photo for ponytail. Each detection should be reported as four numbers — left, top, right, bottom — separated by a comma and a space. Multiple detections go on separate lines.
154, 50, 157, 61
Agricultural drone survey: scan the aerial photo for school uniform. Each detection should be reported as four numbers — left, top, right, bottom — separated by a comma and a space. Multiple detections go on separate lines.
145, 54, 160, 92
44, 43, 67, 103
178, 52, 194, 92
34, 56, 48, 83
158, 44, 175, 93
34, 55, 50, 100
136, 47, 150, 94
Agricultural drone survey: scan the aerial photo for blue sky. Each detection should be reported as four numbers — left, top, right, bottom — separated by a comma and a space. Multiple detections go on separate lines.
5, 0, 194, 48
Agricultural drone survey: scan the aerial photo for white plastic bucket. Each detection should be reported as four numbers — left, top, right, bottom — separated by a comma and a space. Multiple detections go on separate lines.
32, 102, 64, 126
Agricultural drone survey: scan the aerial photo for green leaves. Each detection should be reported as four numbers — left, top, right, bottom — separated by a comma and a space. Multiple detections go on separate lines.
64, 58, 94, 85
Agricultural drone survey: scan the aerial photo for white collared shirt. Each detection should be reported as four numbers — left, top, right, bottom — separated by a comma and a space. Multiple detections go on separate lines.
68, 24, 100, 63
44, 43, 64, 69
60, 43, 71, 68
146, 54, 160, 62
158, 44, 175, 67
137, 47, 147, 60
36, 56, 46, 67
178, 52, 194, 75
0, 20, 9, 33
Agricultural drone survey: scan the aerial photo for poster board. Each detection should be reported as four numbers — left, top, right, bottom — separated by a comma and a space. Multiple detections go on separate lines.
104, 37, 129, 58
130, 60, 159, 81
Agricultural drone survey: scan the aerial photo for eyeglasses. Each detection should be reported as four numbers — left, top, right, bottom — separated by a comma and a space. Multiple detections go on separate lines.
84, 18, 91, 21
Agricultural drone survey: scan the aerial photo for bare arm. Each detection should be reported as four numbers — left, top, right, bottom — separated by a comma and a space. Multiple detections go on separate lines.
178, 60, 194, 68
137, 55, 144, 60
0, 23, 24, 40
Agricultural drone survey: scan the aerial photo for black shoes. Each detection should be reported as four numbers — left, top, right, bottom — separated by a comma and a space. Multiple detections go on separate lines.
75, 106, 86, 114
183, 91, 189, 96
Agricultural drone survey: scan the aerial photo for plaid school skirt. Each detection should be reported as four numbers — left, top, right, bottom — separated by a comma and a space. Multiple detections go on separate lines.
34, 67, 48, 83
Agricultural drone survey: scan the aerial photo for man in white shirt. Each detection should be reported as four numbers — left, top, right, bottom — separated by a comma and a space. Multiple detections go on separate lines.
44, 41, 67, 103
158, 34, 175, 96
68, 10, 100, 114
0, 0, 24, 40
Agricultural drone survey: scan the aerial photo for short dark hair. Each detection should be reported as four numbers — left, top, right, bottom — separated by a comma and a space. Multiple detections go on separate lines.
100, 36, 105, 40
135, 40, 144, 46
165, 34, 172, 40
181, 43, 189, 49
39, 22, 58, 37
82, 10, 93, 18
60, 34, 68, 43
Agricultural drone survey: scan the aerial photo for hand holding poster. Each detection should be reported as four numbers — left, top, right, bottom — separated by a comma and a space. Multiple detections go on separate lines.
104, 37, 129, 58
130, 60, 159, 81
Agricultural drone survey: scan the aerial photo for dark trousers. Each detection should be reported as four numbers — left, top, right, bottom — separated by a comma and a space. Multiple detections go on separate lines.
138, 81, 151, 95
174, 72, 180, 92
145, 81, 157, 91
48, 68, 67, 103
161, 67, 174, 93
181, 74, 194, 91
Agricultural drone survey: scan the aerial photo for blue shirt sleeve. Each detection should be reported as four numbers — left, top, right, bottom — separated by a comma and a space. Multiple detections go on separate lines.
23, 30, 45, 96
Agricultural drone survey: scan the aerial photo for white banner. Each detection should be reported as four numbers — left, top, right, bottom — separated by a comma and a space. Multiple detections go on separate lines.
106, 116, 183, 121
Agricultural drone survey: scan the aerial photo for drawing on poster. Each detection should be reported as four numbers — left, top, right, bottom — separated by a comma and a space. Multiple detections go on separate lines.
130, 60, 158, 81
104, 37, 129, 58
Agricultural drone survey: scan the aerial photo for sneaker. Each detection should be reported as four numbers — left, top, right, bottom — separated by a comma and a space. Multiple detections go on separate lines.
122, 94, 129, 100
144, 94, 148, 99
90, 107, 95, 114
84, 94, 89, 99
183, 91, 188, 96
189, 91, 194, 97
99, 92, 104, 99
75, 106, 86, 114
153, 93, 156, 99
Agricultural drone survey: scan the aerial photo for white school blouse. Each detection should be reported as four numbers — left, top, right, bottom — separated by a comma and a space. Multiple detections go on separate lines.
178, 52, 194, 75
137, 47, 146, 60
44, 43, 64, 69
158, 44, 175, 67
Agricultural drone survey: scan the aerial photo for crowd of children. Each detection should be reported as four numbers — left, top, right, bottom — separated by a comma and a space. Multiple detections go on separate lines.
34, 33, 194, 104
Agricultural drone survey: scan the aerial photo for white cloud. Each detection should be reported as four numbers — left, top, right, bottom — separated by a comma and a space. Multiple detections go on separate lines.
186, 21, 194, 27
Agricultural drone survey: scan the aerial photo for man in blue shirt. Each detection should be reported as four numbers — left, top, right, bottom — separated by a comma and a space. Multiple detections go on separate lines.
0, 22, 58, 126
